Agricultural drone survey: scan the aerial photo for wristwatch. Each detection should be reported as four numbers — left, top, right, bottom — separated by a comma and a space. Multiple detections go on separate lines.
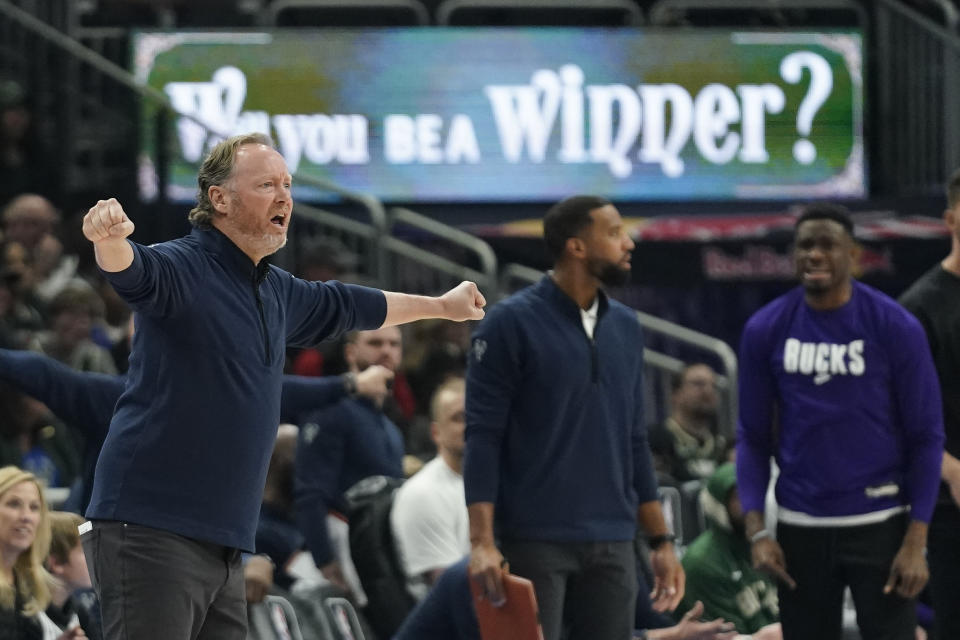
342, 372, 358, 397
647, 533, 676, 550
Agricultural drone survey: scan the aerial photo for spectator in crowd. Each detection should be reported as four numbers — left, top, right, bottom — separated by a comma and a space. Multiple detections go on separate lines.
2, 195, 56, 256
898, 167, 960, 640
45, 511, 102, 640
290, 240, 420, 441
392, 376, 469, 597
405, 319, 470, 412
256, 424, 304, 592
79, 132, 483, 640
0, 465, 85, 639
0, 245, 43, 350
676, 463, 780, 639
291, 330, 418, 439
649, 363, 729, 484
403, 319, 471, 459
287, 238, 418, 443
0, 386, 80, 490
37, 285, 116, 375
2, 195, 79, 306
391, 557, 478, 640
737, 203, 944, 640
294, 326, 406, 603
466, 195, 682, 640
394, 557, 736, 640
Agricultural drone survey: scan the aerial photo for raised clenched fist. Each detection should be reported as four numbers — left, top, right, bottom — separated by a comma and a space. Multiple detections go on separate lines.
82, 198, 135, 243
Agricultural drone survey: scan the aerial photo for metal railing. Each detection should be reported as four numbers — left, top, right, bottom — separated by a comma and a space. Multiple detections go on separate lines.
278, 200, 500, 296
636, 310, 738, 436
498, 262, 545, 299
436, 0, 643, 26
259, 0, 430, 26
0, 1, 176, 195
278, 173, 390, 286
385, 207, 499, 295
648, 0, 867, 26
874, 0, 960, 196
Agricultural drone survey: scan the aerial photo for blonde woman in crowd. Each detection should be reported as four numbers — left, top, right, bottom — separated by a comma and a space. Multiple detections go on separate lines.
0, 466, 84, 639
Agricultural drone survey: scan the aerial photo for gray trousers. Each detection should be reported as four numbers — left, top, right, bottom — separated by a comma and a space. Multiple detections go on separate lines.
501, 538, 637, 640
81, 520, 247, 640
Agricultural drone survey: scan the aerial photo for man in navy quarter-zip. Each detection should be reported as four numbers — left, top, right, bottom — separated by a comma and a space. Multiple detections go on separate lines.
737, 203, 944, 640
465, 195, 684, 640
78, 132, 486, 640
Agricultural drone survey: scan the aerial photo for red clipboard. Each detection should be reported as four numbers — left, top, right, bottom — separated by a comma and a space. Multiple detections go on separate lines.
469, 573, 545, 640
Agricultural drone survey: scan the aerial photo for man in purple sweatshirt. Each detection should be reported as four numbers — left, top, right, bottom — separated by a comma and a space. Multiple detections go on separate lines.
736, 203, 944, 640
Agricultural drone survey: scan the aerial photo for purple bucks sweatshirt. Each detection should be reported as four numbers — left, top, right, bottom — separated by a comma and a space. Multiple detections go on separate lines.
736, 281, 944, 523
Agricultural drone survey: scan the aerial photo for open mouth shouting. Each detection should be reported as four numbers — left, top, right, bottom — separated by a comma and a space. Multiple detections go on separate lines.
270, 211, 289, 230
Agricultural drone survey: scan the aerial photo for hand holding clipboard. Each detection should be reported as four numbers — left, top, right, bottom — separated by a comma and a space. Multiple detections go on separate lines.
469, 568, 544, 640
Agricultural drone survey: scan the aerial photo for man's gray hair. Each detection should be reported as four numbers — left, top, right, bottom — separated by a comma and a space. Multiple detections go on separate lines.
188, 132, 275, 228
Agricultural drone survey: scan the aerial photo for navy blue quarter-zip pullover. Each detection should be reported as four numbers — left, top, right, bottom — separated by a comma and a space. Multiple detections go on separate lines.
464, 275, 656, 542
86, 228, 386, 550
